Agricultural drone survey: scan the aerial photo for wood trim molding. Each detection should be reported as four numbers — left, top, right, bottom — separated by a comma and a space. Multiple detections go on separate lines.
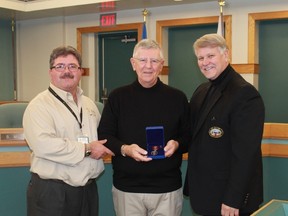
0, 140, 27, 147
0, 128, 25, 147
1, 144, 287, 167
183, 153, 188, 160
263, 123, 288, 139
262, 144, 288, 158
76, 23, 143, 77
0, 128, 23, 134
155, 15, 261, 75
0, 146, 111, 167
82, 67, 90, 76
0, 151, 30, 167
161, 66, 169, 75
248, 10, 288, 64
184, 142, 288, 160
156, 15, 232, 61
155, 16, 260, 75
77, 23, 143, 54
0, 101, 28, 105
231, 63, 259, 74
1, 123, 288, 167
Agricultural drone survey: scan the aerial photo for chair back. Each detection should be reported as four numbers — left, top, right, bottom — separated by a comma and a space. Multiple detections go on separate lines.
95, 101, 104, 114
0, 103, 28, 128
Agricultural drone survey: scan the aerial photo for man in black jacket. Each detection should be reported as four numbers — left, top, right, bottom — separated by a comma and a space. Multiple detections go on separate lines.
184, 33, 265, 216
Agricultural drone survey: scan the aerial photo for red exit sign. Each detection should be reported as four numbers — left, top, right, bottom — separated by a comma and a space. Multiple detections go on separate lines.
100, 13, 116, 27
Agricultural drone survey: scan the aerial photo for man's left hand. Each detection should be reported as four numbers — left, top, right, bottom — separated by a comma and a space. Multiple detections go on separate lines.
221, 203, 239, 216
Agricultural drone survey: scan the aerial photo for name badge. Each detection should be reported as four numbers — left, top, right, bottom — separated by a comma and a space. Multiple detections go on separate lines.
77, 135, 89, 144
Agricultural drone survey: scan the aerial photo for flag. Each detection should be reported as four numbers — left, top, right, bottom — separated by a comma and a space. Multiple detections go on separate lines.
217, 11, 224, 37
142, 21, 147, 39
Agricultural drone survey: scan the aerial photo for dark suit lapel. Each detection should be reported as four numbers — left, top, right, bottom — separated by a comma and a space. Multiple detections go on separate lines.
192, 65, 234, 140
193, 86, 221, 140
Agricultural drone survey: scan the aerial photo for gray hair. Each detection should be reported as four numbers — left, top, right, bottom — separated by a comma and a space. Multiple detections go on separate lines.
49, 46, 82, 69
193, 33, 228, 54
132, 39, 164, 60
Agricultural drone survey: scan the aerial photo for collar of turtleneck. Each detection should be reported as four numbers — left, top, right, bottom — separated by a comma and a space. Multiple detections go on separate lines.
210, 64, 231, 86
133, 77, 162, 91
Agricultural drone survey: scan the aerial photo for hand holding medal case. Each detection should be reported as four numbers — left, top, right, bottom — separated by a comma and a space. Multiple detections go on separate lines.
146, 126, 165, 159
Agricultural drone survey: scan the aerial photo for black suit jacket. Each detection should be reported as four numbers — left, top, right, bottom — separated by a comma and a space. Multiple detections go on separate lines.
184, 65, 265, 215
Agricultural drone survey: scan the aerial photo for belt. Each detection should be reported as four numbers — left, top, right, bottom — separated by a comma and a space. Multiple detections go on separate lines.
31, 173, 95, 187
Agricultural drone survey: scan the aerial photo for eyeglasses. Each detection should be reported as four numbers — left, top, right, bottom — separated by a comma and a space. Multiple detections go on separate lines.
134, 58, 162, 66
51, 64, 81, 72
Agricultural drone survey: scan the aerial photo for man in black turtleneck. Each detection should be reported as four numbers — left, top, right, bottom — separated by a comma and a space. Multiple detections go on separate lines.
184, 34, 265, 216
98, 39, 190, 216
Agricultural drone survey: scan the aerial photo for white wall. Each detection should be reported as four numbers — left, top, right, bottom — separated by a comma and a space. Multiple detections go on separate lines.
16, 16, 65, 101
16, 0, 288, 101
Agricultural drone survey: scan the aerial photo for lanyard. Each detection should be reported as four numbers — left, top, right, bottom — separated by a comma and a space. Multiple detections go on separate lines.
48, 87, 83, 129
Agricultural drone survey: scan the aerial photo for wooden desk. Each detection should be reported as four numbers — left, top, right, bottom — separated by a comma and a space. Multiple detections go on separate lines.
0, 128, 30, 167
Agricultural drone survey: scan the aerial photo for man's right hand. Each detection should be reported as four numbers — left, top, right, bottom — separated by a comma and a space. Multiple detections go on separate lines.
89, 139, 114, 160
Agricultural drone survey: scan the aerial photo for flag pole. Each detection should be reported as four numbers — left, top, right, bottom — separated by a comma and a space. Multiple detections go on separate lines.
217, 0, 226, 37
218, 0, 225, 14
141, 9, 149, 39
142, 8, 149, 22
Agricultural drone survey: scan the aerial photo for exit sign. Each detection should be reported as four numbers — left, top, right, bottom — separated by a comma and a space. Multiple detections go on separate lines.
100, 13, 116, 27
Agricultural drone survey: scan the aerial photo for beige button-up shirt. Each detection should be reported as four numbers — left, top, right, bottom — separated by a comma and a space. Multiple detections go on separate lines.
23, 84, 104, 186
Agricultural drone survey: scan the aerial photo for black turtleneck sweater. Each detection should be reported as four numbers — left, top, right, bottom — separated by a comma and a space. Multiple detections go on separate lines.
98, 78, 190, 193
199, 65, 230, 113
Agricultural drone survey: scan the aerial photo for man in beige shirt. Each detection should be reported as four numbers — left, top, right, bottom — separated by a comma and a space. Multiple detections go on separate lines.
23, 46, 114, 216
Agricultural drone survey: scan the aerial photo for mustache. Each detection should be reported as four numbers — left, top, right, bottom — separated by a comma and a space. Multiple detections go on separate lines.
60, 73, 74, 79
